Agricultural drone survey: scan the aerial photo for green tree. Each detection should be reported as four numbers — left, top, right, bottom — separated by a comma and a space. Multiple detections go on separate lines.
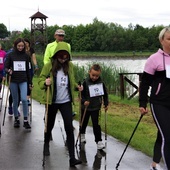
62, 25, 75, 45
72, 24, 92, 51
0, 23, 9, 38
21, 28, 31, 40
147, 25, 164, 51
1, 18, 169, 53
46, 25, 58, 43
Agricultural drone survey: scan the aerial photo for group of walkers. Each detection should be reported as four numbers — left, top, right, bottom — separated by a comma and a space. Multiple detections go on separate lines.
1, 26, 170, 169
39, 29, 108, 166
0, 29, 108, 167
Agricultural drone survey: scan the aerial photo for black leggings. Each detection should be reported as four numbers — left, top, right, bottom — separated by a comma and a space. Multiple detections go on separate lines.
153, 130, 162, 163
80, 109, 102, 143
150, 104, 170, 169
44, 102, 75, 159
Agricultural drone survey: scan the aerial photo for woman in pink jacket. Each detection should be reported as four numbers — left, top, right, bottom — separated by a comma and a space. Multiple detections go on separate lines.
0, 43, 6, 94
139, 27, 170, 170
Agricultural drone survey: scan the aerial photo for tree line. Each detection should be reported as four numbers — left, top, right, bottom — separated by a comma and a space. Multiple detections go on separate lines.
0, 18, 168, 52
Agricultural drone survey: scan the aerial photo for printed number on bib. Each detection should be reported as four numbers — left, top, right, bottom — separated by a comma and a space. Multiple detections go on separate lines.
89, 83, 104, 97
13, 61, 26, 71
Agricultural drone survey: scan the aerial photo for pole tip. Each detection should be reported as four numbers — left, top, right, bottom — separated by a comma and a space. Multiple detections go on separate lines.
115, 163, 119, 169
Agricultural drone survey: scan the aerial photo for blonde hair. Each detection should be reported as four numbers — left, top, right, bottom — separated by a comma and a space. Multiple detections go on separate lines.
159, 27, 170, 41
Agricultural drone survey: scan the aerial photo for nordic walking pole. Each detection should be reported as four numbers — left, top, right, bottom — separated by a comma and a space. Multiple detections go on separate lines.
75, 105, 88, 147
0, 115, 1, 137
42, 85, 50, 167
104, 109, 108, 170
0, 79, 6, 136
0, 78, 6, 112
75, 81, 82, 158
0, 120, 1, 137
104, 109, 107, 148
29, 91, 32, 124
115, 114, 143, 169
2, 75, 11, 126
29, 85, 34, 124
77, 81, 82, 146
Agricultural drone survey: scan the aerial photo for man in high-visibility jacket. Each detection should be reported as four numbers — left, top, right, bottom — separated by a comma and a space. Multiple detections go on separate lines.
43, 29, 71, 65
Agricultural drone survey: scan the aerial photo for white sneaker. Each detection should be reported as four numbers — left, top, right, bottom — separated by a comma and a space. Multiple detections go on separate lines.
97, 141, 105, 150
150, 164, 163, 170
80, 134, 86, 143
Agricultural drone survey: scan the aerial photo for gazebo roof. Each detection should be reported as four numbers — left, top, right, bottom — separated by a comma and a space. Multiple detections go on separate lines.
30, 11, 48, 19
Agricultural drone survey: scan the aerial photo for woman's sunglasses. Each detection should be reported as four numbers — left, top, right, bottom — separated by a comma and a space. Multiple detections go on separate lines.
57, 56, 69, 62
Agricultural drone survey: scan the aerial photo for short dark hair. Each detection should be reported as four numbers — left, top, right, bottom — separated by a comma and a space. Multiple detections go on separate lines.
90, 64, 101, 71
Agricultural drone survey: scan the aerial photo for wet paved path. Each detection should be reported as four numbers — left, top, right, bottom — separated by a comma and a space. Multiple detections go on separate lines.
0, 88, 165, 170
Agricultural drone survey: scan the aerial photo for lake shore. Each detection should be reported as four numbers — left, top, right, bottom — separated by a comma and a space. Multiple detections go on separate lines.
72, 55, 149, 60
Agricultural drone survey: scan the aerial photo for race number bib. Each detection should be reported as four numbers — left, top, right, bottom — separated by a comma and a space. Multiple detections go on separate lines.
166, 65, 170, 78
13, 61, 26, 71
0, 57, 3, 64
88, 83, 104, 97
58, 74, 68, 87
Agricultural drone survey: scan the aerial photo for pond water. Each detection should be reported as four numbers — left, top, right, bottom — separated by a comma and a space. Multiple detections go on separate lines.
72, 57, 147, 73
72, 57, 148, 96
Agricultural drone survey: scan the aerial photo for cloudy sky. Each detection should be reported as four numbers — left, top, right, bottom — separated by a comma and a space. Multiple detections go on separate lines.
1, 0, 170, 31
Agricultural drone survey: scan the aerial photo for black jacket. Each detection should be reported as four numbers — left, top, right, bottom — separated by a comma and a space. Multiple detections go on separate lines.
139, 71, 170, 108
4, 50, 31, 85
81, 76, 109, 111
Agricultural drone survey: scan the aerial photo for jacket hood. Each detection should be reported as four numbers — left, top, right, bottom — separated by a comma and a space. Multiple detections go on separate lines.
52, 42, 71, 60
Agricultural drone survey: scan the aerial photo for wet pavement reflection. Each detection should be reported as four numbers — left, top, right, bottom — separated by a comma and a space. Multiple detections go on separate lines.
0, 88, 164, 170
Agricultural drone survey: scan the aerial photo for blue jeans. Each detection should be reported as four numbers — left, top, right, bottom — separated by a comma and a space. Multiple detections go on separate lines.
10, 82, 28, 118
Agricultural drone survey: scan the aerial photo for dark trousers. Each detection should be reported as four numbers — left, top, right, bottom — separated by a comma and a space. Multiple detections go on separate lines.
44, 102, 75, 159
27, 69, 33, 96
150, 103, 170, 169
153, 130, 162, 163
80, 109, 102, 143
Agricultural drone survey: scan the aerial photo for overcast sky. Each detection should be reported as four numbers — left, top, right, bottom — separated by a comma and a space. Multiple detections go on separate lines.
1, 0, 170, 31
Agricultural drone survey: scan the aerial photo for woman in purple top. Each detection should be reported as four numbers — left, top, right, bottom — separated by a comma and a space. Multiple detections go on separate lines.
139, 27, 170, 170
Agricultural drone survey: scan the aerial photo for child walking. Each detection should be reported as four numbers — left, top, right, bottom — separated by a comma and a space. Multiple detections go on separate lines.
80, 64, 109, 149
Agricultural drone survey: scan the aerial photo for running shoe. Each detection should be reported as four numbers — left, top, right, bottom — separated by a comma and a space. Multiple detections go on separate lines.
8, 106, 13, 116
150, 164, 163, 170
23, 121, 31, 129
14, 119, 20, 128
69, 158, 82, 167
97, 141, 105, 150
